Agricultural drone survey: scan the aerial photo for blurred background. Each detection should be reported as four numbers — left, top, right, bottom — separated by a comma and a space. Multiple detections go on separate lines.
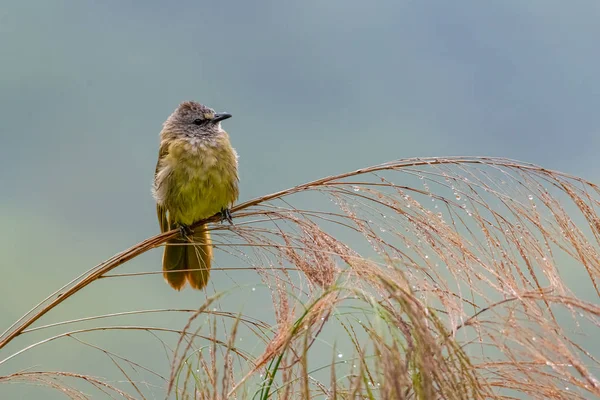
1, 1, 600, 398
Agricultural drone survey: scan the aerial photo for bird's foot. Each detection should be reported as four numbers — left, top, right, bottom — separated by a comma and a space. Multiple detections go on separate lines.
179, 224, 194, 238
220, 208, 234, 225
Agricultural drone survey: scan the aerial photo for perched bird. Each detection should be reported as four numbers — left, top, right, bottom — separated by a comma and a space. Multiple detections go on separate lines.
152, 101, 239, 290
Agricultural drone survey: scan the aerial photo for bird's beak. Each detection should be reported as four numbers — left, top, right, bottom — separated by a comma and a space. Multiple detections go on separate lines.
213, 113, 232, 122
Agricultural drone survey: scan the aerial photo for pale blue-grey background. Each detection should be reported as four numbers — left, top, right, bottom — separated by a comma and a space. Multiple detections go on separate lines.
1, 1, 600, 398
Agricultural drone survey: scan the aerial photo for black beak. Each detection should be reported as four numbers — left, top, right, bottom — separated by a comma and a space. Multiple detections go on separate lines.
213, 113, 232, 122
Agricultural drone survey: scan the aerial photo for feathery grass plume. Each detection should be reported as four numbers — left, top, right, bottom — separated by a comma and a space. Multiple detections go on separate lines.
1, 157, 600, 399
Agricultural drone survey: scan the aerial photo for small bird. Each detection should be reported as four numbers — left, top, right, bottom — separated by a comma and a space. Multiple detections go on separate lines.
153, 101, 239, 290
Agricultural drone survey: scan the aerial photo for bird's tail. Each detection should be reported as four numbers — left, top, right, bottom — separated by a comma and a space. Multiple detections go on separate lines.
162, 224, 212, 290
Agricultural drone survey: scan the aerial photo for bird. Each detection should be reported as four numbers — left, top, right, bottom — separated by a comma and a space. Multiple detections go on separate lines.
152, 101, 239, 290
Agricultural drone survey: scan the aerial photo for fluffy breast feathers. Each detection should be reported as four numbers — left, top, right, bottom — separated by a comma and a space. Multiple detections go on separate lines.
153, 134, 239, 226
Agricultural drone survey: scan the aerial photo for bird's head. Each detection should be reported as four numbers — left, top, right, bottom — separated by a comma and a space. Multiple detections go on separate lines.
162, 101, 232, 139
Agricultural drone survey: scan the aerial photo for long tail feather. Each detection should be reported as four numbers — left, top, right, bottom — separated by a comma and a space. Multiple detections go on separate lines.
162, 224, 212, 290
162, 237, 188, 290
186, 224, 212, 290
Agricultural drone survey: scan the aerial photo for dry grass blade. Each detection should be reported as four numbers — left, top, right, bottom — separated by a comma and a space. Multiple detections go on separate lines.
0, 370, 138, 399
2, 157, 600, 399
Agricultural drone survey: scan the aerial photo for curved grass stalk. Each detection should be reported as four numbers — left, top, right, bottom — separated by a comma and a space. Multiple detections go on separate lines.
3, 156, 600, 399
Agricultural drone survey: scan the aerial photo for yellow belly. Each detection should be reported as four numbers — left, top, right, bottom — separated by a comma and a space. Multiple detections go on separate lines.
160, 138, 239, 226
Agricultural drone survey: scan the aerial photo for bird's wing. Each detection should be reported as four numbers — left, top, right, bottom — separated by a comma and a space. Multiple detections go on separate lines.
157, 203, 169, 233
155, 143, 170, 233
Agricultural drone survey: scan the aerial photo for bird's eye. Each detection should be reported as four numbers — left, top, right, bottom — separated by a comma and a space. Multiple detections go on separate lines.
193, 119, 204, 125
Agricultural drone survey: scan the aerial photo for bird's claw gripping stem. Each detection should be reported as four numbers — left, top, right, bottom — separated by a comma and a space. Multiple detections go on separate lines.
220, 208, 234, 225
179, 224, 193, 238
